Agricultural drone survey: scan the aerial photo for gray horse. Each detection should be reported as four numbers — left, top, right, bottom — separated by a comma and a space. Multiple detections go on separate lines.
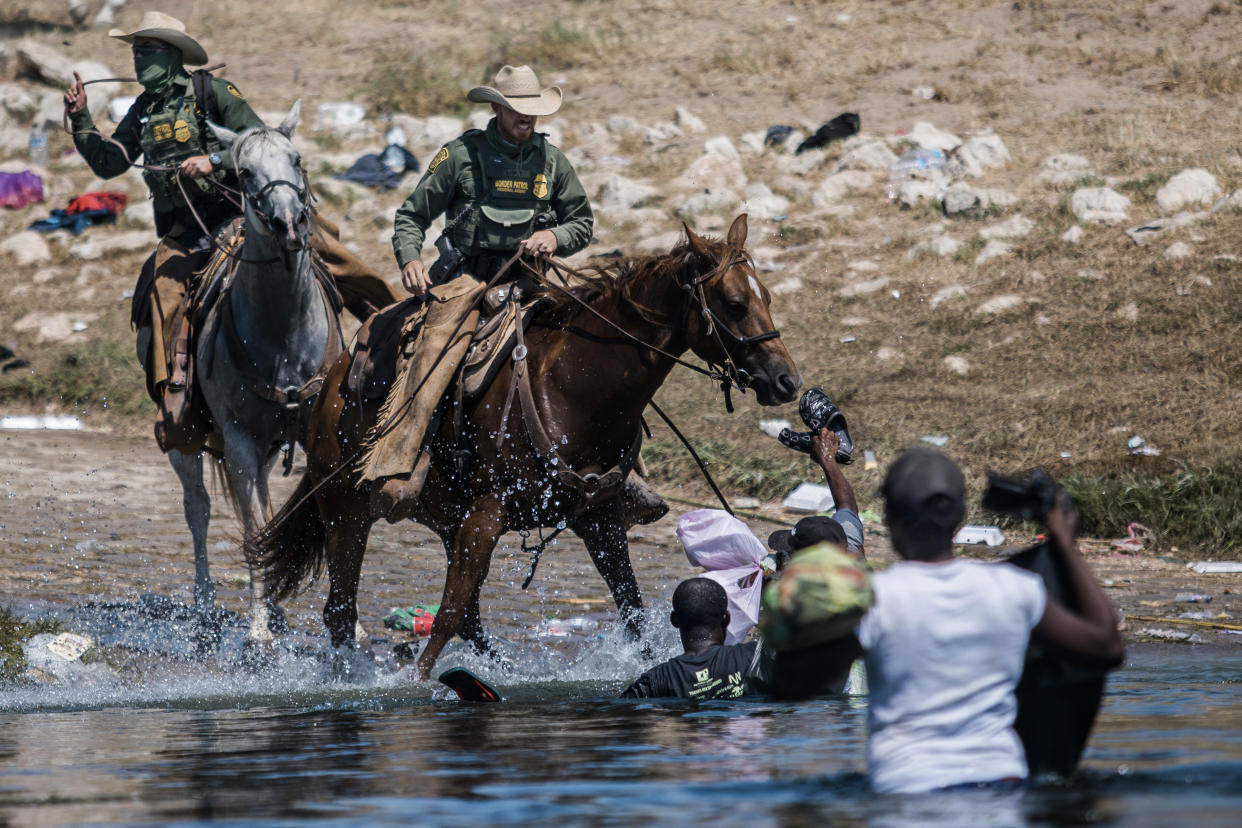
160, 101, 343, 651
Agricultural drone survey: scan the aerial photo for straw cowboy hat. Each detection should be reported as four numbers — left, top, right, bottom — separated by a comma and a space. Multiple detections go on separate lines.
467, 65, 562, 117
109, 11, 209, 66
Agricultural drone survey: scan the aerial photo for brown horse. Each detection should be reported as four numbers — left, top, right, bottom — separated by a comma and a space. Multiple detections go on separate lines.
249, 214, 801, 679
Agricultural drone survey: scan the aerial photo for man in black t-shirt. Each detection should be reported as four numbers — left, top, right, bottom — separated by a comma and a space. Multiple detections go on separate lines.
621, 578, 773, 699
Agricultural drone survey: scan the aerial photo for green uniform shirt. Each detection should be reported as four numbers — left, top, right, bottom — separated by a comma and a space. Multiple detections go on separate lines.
70, 73, 263, 214
392, 118, 593, 269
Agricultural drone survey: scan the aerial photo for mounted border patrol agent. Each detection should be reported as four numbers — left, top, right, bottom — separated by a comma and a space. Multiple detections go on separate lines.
366, 65, 666, 527
63, 11, 394, 453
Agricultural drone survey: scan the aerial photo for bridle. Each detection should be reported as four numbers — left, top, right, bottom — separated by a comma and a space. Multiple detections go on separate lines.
231, 128, 312, 253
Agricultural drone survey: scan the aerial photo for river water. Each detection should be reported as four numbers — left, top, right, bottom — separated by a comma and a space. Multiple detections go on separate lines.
2, 633, 1239, 827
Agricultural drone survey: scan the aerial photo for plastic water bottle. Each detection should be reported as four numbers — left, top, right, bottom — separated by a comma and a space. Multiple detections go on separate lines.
888, 147, 945, 181
28, 123, 48, 167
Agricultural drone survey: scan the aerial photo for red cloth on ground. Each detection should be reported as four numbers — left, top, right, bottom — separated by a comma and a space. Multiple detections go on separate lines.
65, 192, 128, 216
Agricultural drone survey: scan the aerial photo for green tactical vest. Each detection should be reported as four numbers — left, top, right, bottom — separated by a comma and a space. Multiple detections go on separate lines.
450, 130, 557, 253
138, 85, 228, 213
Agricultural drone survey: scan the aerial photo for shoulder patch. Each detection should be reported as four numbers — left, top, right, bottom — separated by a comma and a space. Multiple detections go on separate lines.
225, 83, 244, 99
428, 146, 450, 173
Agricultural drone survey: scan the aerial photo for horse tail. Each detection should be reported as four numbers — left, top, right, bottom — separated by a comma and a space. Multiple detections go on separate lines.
244, 471, 326, 602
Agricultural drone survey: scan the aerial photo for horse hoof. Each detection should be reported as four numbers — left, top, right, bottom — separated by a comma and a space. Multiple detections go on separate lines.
329, 645, 377, 683
266, 604, 290, 635
240, 637, 278, 673
192, 613, 224, 657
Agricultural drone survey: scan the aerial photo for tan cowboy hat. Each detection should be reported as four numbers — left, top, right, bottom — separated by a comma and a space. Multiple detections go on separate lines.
109, 11, 209, 66
467, 65, 562, 117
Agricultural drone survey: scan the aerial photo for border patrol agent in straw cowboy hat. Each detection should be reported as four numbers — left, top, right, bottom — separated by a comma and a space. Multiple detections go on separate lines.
108, 10, 209, 65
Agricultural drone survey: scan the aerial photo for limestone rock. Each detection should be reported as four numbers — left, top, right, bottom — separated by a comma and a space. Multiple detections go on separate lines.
68, 230, 151, 260
896, 179, 939, 207
908, 235, 961, 258
0, 230, 51, 265
1164, 241, 1192, 259
946, 145, 983, 179
942, 355, 971, 375
1070, 187, 1130, 224
930, 284, 968, 308
674, 187, 739, 216
975, 294, 1025, 314
1062, 225, 1084, 243
413, 115, 464, 151
908, 121, 962, 152
833, 138, 897, 173
942, 183, 980, 215
703, 135, 740, 162
1155, 168, 1221, 214
605, 114, 643, 136
674, 107, 706, 134
776, 147, 826, 177
16, 40, 73, 85
596, 174, 657, 210
0, 83, 36, 124
644, 121, 683, 145
14, 311, 99, 342
636, 230, 683, 252
1038, 153, 1092, 185
979, 215, 1034, 240
740, 183, 789, 220
975, 240, 1014, 265
673, 152, 746, 191
838, 277, 891, 297
965, 131, 1010, 169
813, 170, 874, 206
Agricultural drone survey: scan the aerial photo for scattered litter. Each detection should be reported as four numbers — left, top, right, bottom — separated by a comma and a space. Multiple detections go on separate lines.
1139, 627, 1206, 643
1059, 451, 1072, 459
0, 171, 44, 209
759, 419, 792, 439
920, 435, 949, 447
795, 112, 860, 155
839, 334, 856, 343
863, 449, 877, 470
29, 192, 128, 234
954, 525, 1005, 546
336, 143, 420, 190
1180, 610, 1232, 621
1127, 435, 1161, 456
0, 415, 82, 430
538, 616, 600, 638
733, 496, 761, 510
382, 604, 439, 636
1110, 522, 1153, 553
888, 147, 946, 181
1176, 593, 1212, 603
1189, 561, 1242, 574
764, 125, 795, 148
71, 320, 88, 332
890, 289, 901, 299
782, 482, 836, 513
912, 86, 936, 100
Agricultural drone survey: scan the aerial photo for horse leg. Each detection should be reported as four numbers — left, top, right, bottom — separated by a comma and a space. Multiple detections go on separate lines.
167, 448, 223, 654
570, 499, 645, 641
220, 436, 280, 646
436, 530, 491, 658
322, 489, 374, 651
416, 495, 506, 681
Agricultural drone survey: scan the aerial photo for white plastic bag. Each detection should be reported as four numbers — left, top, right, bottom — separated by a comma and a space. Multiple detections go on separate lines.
677, 509, 766, 644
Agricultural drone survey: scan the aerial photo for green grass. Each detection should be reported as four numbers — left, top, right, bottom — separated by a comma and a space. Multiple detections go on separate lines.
359, 49, 474, 117
0, 605, 62, 684
0, 338, 150, 420
1063, 465, 1242, 558
488, 22, 596, 75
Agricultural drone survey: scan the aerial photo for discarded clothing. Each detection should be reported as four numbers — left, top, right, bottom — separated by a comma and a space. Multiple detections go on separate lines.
29, 191, 129, 234
764, 125, 795, 147
337, 143, 421, 190
0, 171, 44, 209
795, 113, 860, 155
383, 604, 439, 635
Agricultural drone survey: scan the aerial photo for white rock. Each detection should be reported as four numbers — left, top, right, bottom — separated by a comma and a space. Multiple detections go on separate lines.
1118, 302, 1140, 321
930, 284, 968, 308
1062, 225, 1084, 243
874, 346, 900, 361
68, 230, 151, 260
978, 188, 1018, 208
0, 230, 51, 265
770, 276, 803, 295
0, 83, 36, 122
813, 170, 874, 206
776, 148, 827, 176
946, 145, 983, 179
605, 114, 643, 136
740, 183, 789, 220
1164, 241, 1192, 259
467, 110, 491, 132
14, 311, 98, 342
644, 121, 683, 145
674, 107, 706, 134
596, 174, 657, 210
896, 179, 939, 206
673, 152, 746, 191
414, 115, 464, 151
0, 127, 27, 154
846, 260, 881, 273
15, 40, 74, 85
975, 240, 1014, 265
909, 121, 962, 152
703, 135, 740, 162
1125, 211, 1207, 244
912, 86, 936, 100
833, 139, 897, 173
980, 214, 1035, 240
965, 132, 1010, 168
908, 235, 961, 258
1038, 153, 1093, 185
975, 294, 1025, 314
943, 355, 971, 375
1155, 168, 1221, 214
635, 230, 683, 252
941, 183, 980, 215
738, 130, 767, 154
675, 187, 739, 216
838, 277, 891, 297
1070, 187, 1130, 224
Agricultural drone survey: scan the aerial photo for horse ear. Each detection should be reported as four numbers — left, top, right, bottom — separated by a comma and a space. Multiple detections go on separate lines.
208, 121, 239, 148
683, 221, 710, 258
726, 213, 749, 248
277, 99, 302, 138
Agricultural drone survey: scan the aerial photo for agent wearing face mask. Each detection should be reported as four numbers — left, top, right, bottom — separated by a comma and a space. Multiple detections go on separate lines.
63, 12, 394, 452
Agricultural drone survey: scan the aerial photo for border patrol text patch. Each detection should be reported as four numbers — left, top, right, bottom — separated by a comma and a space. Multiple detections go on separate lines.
428, 146, 450, 173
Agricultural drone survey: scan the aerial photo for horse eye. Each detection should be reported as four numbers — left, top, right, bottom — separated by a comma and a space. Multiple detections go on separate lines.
725, 298, 748, 319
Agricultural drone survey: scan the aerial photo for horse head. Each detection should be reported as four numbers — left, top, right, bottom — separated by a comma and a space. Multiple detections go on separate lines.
209, 101, 311, 252
679, 214, 801, 405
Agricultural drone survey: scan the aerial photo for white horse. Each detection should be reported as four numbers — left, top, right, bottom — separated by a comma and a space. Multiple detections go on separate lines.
163, 101, 343, 653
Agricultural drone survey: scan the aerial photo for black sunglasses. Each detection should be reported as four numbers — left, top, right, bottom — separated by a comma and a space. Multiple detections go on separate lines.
131, 42, 171, 57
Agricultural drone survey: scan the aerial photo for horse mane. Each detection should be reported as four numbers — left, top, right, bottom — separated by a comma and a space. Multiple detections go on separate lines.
536, 233, 743, 326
